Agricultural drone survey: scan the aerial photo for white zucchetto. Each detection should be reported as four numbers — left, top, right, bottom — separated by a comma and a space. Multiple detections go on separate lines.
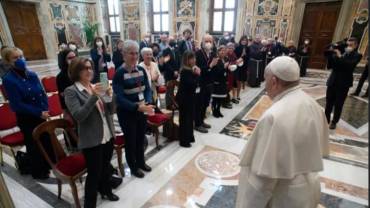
266, 56, 300, 82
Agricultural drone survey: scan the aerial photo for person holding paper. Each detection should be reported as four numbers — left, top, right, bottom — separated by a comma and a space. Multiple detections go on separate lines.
64, 57, 119, 207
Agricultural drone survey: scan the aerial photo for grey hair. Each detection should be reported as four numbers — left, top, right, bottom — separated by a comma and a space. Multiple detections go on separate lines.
140, 47, 153, 57
122, 40, 139, 54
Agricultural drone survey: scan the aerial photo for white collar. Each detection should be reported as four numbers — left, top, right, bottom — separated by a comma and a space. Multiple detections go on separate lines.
272, 85, 301, 103
75, 82, 89, 92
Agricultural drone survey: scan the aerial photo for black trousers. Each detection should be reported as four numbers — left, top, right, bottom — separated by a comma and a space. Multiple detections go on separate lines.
194, 84, 212, 127
179, 103, 195, 146
212, 97, 224, 114
16, 114, 53, 177
117, 110, 146, 171
325, 86, 349, 124
354, 68, 368, 95
82, 139, 114, 208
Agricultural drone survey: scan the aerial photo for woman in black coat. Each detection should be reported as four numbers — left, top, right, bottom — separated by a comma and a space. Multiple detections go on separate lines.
234, 36, 249, 90
176, 51, 201, 148
212, 46, 229, 118
90, 37, 111, 83
112, 40, 124, 69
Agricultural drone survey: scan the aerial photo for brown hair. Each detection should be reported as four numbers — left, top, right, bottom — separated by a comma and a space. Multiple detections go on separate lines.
181, 50, 195, 69
68, 57, 94, 82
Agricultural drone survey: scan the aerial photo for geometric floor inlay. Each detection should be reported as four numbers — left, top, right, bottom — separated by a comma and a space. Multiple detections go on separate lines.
195, 151, 240, 179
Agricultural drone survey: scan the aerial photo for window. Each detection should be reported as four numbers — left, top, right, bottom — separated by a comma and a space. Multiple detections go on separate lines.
210, 0, 237, 34
107, 0, 120, 33
151, 0, 169, 33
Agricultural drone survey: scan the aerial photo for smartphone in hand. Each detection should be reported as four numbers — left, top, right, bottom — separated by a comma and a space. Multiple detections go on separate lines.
100, 72, 109, 90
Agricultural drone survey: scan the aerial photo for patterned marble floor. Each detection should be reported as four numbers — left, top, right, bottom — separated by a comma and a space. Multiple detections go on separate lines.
0, 66, 368, 208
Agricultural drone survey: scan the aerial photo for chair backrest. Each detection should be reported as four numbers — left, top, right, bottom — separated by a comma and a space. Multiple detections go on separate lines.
0, 103, 17, 130
32, 119, 79, 168
48, 94, 63, 117
108, 67, 116, 80
0, 84, 8, 101
167, 80, 179, 110
42, 76, 58, 93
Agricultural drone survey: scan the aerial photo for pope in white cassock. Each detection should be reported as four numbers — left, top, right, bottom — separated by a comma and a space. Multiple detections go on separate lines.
236, 56, 330, 208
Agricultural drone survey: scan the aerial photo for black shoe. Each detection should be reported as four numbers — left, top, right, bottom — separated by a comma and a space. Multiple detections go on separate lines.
231, 99, 239, 104
202, 123, 211, 129
101, 193, 120, 201
132, 169, 145, 178
329, 122, 336, 130
213, 112, 220, 118
361, 94, 368, 98
237, 97, 241, 101
140, 164, 152, 172
218, 111, 224, 117
350, 92, 359, 96
110, 176, 123, 189
180, 143, 191, 148
222, 104, 232, 109
32, 172, 50, 180
195, 126, 208, 133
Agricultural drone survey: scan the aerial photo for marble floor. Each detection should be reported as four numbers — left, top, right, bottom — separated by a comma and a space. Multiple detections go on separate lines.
0, 66, 368, 208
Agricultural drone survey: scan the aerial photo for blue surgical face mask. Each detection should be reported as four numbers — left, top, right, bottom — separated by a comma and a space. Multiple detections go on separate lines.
14, 57, 27, 71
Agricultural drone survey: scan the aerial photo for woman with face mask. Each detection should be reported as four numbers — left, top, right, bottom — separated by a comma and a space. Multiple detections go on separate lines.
235, 36, 250, 91
112, 40, 124, 69
90, 37, 112, 83
67, 41, 78, 56
2, 47, 54, 179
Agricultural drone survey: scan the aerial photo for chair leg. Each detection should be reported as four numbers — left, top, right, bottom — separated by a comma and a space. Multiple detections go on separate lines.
116, 147, 125, 177
57, 179, 62, 199
154, 127, 160, 150
10, 148, 18, 169
69, 180, 81, 208
0, 145, 3, 166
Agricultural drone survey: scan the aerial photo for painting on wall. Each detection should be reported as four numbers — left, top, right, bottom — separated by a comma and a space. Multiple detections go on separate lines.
50, 3, 63, 20
85, 5, 96, 23
122, 3, 140, 21
243, 18, 252, 37
65, 5, 80, 21
54, 23, 67, 45
123, 22, 140, 41
177, 0, 195, 17
255, 19, 276, 38
67, 23, 84, 47
176, 21, 195, 36
256, 0, 279, 16
278, 19, 288, 42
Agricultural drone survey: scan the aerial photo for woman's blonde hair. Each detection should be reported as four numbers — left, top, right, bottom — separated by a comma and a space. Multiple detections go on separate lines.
1, 47, 22, 64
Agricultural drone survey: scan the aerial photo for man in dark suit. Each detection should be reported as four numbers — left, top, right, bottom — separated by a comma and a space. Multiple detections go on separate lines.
178, 29, 195, 57
325, 37, 362, 129
139, 33, 151, 51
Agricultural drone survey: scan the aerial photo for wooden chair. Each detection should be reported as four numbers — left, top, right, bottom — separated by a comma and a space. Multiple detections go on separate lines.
114, 134, 125, 176
0, 103, 24, 168
32, 119, 86, 208
147, 112, 170, 150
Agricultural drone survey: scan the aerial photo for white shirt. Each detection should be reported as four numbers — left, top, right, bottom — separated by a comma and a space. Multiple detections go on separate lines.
139, 61, 161, 87
75, 82, 112, 144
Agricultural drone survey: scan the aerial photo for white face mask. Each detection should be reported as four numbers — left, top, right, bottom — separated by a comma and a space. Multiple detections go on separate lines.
345, 47, 354, 53
145, 37, 150, 42
204, 42, 213, 50
304, 41, 309, 45
96, 41, 103, 47
69, 44, 77, 50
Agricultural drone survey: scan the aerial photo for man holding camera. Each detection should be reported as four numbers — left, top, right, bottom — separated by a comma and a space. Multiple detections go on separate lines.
325, 37, 362, 129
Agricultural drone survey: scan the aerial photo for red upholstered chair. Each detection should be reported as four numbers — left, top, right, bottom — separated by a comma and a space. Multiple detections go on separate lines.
0, 84, 8, 101
108, 67, 116, 80
157, 85, 167, 94
0, 103, 24, 168
147, 112, 170, 150
42, 76, 58, 93
32, 119, 86, 208
48, 94, 63, 118
114, 134, 125, 176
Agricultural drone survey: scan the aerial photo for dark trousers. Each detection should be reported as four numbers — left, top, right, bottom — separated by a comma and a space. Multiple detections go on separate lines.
195, 84, 212, 127
179, 103, 195, 146
117, 110, 146, 171
82, 139, 114, 208
16, 114, 53, 177
212, 97, 224, 114
325, 86, 349, 124
194, 92, 203, 127
354, 68, 368, 95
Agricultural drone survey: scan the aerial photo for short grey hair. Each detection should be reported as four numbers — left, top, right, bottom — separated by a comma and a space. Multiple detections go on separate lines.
122, 40, 139, 54
140, 47, 153, 57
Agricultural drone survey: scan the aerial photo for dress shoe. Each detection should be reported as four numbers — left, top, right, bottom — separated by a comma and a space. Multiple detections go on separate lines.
195, 126, 208, 133
329, 122, 336, 130
202, 123, 211, 129
222, 104, 232, 109
213, 112, 220, 118
237, 97, 241, 101
140, 164, 152, 172
180, 143, 191, 148
132, 169, 145, 178
110, 176, 122, 189
32, 172, 50, 180
350, 92, 359, 96
231, 99, 239, 104
101, 193, 119, 201
218, 111, 224, 117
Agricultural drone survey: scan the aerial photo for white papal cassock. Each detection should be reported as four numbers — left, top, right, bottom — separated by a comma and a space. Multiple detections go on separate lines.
236, 86, 329, 208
